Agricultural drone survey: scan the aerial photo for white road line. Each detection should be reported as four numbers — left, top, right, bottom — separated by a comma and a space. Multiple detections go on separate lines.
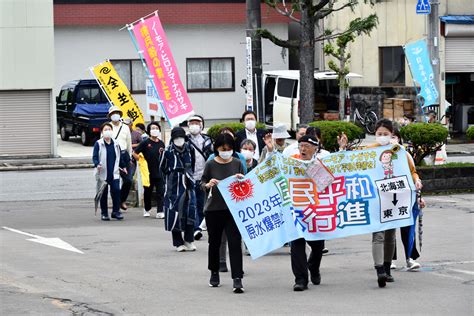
448, 268, 474, 276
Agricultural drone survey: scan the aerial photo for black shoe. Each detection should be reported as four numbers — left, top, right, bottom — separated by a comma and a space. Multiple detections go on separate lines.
101, 215, 110, 221
233, 278, 244, 294
194, 230, 203, 241
219, 262, 228, 273
293, 283, 308, 291
375, 266, 387, 288
384, 262, 395, 282
111, 211, 124, 220
209, 271, 220, 287
310, 273, 321, 285
322, 248, 329, 254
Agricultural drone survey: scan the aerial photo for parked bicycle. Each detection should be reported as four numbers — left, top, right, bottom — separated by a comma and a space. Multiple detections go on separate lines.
352, 99, 378, 134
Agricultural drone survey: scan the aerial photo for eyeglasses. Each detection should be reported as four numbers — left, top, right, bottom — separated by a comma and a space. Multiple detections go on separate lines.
298, 144, 315, 149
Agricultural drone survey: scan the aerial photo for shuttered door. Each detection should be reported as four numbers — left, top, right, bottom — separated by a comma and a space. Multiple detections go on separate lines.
0, 90, 52, 156
445, 37, 474, 73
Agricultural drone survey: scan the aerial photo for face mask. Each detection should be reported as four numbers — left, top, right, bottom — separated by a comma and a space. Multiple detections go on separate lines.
241, 149, 254, 160
219, 150, 233, 160
102, 130, 113, 139
150, 129, 161, 138
173, 137, 185, 147
376, 136, 391, 146
189, 124, 201, 135
110, 114, 121, 122
245, 120, 256, 130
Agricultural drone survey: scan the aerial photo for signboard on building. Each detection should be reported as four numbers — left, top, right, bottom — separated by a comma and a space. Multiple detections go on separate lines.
246, 37, 254, 111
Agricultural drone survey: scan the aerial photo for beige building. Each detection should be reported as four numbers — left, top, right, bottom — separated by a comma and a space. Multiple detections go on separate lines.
0, 0, 55, 156
324, 0, 474, 132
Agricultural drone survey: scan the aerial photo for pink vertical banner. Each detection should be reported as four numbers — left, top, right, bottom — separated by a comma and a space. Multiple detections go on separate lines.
132, 14, 193, 127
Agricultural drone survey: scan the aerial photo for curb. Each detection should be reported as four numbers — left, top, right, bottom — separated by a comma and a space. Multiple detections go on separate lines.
0, 164, 94, 172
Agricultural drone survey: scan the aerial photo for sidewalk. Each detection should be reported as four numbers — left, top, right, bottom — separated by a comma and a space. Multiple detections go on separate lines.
1, 133, 472, 171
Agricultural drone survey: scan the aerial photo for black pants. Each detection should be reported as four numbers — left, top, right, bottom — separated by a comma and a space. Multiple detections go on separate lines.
172, 225, 194, 247
144, 177, 164, 212
291, 238, 324, 285
205, 210, 243, 279
120, 151, 132, 203
394, 225, 420, 261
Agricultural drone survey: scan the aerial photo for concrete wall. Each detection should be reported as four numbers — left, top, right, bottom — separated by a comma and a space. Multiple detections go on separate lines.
55, 23, 289, 122
0, 0, 54, 90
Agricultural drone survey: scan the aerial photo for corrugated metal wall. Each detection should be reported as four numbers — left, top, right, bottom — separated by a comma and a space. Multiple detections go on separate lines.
0, 90, 52, 156
445, 37, 474, 73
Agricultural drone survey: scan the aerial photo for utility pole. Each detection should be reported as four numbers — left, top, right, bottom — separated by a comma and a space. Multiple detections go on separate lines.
427, 0, 441, 116
246, 0, 264, 121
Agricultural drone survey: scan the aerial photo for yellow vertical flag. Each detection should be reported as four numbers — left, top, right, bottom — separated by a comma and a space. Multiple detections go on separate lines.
92, 61, 145, 127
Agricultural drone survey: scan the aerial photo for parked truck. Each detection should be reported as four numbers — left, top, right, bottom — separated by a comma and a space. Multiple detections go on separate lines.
56, 80, 111, 146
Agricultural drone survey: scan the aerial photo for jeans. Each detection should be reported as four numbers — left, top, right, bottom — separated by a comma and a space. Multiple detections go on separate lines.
193, 181, 205, 231
290, 238, 324, 285
144, 177, 164, 212
120, 151, 132, 203
101, 179, 121, 216
372, 229, 396, 266
172, 225, 194, 247
206, 210, 243, 279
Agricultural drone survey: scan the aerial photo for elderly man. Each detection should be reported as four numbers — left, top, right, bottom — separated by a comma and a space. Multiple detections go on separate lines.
291, 135, 325, 292
282, 124, 308, 157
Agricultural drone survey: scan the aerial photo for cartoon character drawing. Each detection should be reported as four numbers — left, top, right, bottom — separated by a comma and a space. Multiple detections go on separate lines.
380, 150, 394, 179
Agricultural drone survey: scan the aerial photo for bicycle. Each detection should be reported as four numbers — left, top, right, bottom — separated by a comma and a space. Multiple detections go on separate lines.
352, 99, 378, 134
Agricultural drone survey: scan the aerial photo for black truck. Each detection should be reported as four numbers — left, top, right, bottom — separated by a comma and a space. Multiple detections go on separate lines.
57, 80, 111, 145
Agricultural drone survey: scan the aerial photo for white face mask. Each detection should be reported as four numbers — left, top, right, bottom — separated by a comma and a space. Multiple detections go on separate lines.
376, 136, 391, 146
241, 149, 254, 160
189, 124, 201, 135
150, 129, 161, 138
173, 137, 185, 147
245, 120, 256, 130
110, 114, 121, 122
102, 130, 113, 139
219, 150, 233, 160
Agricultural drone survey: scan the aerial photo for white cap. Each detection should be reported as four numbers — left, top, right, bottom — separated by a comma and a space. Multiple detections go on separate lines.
272, 123, 290, 139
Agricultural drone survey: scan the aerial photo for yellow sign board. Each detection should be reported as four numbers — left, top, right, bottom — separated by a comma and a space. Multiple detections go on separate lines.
92, 61, 145, 127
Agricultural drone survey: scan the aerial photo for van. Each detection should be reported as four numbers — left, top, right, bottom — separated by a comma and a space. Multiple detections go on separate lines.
263, 70, 362, 131
57, 80, 111, 145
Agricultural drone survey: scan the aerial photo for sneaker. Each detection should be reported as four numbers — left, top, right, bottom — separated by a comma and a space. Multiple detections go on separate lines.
184, 242, 196, 251
310, 272, 321, 285
111, 211, 124, 220
209, 272, 220, 287
176, 245, 187, 252
406, 258, 421, 270
293, 283, 308, 292
322, 248, 329, 254
120, 202, 128, 210
390, 263, 397, 269
233, 278, 244, 294
219, 262, 228, 273
200, 221, 207, 231
375, 266, 387, 288
101, 215, 110, 221
143, 209, 151, 217
194, 230, 203, 240
156, 212, 165, 219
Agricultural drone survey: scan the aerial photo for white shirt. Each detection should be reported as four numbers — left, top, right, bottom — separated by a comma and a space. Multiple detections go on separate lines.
282, 142, 299, 157
189, 133, 205, 181
112, 122, 132, 155
245, 129, 260, 160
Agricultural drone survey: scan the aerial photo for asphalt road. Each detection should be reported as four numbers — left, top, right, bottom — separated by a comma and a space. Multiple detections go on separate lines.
0, 169, 473, 315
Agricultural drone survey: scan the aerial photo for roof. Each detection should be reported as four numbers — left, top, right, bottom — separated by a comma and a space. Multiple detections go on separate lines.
263, 70, 363, 80
440, 15, 474, 24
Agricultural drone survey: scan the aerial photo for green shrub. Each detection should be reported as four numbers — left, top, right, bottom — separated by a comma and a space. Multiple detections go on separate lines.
400, 123, 448, 166
308, 121, 363, 152
467, 126, 474, 140
206, 122, 266, 140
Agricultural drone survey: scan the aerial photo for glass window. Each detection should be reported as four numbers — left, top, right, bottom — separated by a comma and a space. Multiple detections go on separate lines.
187, 58, 235, 92
277, 78, 297, 98
59, 90, 69, 102
131, 60, 146, 92
380, 47, 405, 85
110, 59, 146, 93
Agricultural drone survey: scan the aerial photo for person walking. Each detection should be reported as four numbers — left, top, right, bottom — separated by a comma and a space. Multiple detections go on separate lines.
92, 123, 125, 221
291, 135, 325, 292
160, 127, 196, 252
108, 106, 133, 211
186, 115, 213, 241
240, 139, 258, 173
133, 121, 166, 219
201, 133, 245, 293
235, 110, 266, 160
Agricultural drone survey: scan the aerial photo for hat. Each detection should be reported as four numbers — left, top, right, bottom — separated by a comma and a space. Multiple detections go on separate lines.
188, 115, 203, 123
272, 123, 291, 139
171, 127, 186, 140
298, 135, 319, 147
107, 106, 123, 118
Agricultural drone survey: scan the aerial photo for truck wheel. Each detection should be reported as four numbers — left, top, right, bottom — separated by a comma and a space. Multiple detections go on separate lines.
60, 125, 70, 141
81, 130, 92, 146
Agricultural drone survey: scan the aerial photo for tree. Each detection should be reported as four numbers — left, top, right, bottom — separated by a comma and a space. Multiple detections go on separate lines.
259, 0, 378, 124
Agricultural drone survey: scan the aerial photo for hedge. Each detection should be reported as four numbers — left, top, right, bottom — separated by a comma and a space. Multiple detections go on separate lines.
308, 121, 363, 152
467, 126, 474, 141
400, 123, 448, 166
207, 122, 266, 140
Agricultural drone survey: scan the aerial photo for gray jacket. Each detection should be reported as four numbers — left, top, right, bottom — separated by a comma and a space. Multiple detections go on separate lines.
93, 138, 121, 181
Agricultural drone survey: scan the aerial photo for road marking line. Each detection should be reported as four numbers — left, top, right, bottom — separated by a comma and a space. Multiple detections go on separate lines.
448, 268, 474, 276
2, 226, 84, 254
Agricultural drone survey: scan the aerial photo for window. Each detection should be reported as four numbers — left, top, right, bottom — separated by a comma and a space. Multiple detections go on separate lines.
76, 86, 108, 104
186, 58, 235, 92
379, 47, 405, 86
110, 59, 146, 93
277, 78, 297, 98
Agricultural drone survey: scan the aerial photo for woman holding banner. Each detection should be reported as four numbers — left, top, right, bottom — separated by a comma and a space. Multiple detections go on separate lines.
201, 133, 245, 294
